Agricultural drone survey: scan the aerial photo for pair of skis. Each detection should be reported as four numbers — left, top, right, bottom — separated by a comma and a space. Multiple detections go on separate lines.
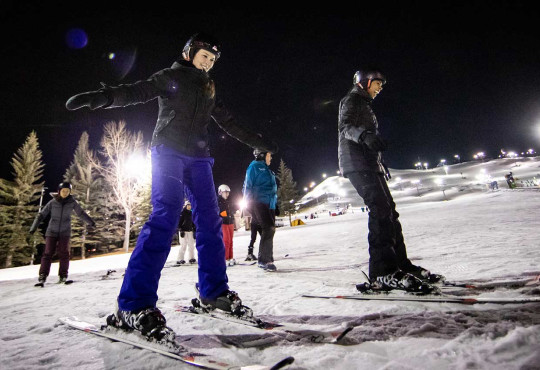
59, 296, 353, 369
176, 299, 353, 344
303, 273, 540, 305
59, 316, 294, 370
35, 279, 74, 287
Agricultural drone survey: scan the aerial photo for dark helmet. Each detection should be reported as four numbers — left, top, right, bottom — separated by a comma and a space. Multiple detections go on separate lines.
182, 33, 222, 61
253, 148, 268, 160
58, 182, 72, 191
353, 69, 387, 89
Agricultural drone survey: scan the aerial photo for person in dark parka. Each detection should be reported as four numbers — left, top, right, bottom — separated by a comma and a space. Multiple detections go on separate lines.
176, 200, 196, 264
65, 32, 277, 339
29, 182, 95, 284
338, 69, 439, 293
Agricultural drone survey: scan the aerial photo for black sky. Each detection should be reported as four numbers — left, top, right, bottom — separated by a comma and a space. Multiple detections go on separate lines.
2, 1, 540, 203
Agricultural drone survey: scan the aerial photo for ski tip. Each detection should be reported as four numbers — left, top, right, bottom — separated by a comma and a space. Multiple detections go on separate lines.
270, 356, 295, 370
334, 326, 354, 342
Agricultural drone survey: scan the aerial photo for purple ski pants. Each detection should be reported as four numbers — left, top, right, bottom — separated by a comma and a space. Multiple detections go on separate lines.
118, 145, 228, 311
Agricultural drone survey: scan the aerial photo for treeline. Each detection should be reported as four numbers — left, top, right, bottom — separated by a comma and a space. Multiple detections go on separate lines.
0, 120, 301, 269
0, 121, 152, 268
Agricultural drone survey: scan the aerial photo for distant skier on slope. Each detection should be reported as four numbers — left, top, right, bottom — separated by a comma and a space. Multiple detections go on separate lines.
217, 184, 236, 266
176, 200, 196, 265
65, 32, 277, 340
29, 182, 95, 285
338, 68, 442, 293
243, 149, 278, 271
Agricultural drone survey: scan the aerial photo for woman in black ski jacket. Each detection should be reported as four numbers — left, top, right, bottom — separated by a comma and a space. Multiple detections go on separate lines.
29, 182, 95, 284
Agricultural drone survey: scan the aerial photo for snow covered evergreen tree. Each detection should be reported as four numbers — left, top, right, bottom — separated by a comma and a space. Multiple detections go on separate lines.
276, 159, 299, 226
0, 131, 45, 267
64, 132, 105, 258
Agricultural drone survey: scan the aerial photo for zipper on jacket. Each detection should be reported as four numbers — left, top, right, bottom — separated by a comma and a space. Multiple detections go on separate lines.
57, 200, 65, 236
186, 92, 200, 149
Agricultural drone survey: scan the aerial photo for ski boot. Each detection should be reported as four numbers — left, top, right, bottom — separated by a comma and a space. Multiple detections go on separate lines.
106, 306, 176, 342
368, 270, 438, 294
245, 247, 257, 261
58, 276, 68, 284
176, 260, 185, 265
195, 284, 253, 318
34, 274, 46, 287
227, 259, 236, 266
402, 264, 445, 284
257, 262, 277, 271
189, 258, 196, 264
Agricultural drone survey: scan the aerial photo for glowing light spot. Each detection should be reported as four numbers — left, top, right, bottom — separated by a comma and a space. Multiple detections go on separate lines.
108, 53, 116, 60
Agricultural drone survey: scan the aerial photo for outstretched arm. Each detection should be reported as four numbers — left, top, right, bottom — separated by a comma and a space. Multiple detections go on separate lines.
66, 69, 175, 111
29, 201, 52, 234
73, 202, 95, 227
212, 99, 278, 153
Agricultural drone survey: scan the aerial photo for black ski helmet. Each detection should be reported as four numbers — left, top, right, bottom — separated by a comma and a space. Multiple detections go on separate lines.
58, 182, 72, 191
182, 33, 222, 61
353, 69, 387, 89
253, 148, 267, 160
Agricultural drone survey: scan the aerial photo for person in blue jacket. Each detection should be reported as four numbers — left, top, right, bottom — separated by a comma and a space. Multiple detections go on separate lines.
65, 33, 277, 340
243, 149, 278, 271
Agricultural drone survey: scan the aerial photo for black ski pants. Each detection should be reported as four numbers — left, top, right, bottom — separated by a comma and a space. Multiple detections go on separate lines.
249, 201, 276, 264
347, 171, 414, 279
248, 220, 262, 250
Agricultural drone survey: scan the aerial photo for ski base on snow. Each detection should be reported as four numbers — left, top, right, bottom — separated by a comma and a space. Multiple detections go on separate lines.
176, 303, 352, 344
58, 316, 294, 370
35, 279, 74, 287
302, 293, 540, 305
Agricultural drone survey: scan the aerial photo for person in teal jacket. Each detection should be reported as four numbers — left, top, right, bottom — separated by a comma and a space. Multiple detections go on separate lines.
243, 149, 278, 271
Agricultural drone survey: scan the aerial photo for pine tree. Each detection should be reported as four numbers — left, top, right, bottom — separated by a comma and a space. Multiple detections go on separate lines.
276, 159, 299, 226
0, 131, 45, 267
64, 132, 104, 258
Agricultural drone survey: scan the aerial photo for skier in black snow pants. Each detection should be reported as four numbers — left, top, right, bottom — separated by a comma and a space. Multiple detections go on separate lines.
29, 182, 95, 284
243, 149, 278, 271
338, 69, 440, 293
65, 33, 278, 340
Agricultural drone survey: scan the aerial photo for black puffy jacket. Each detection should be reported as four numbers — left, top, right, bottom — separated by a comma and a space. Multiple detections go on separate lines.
29, 195, 94, 237
338, 85, 385, 176
178, 207, 195, 232
103, 60, 275, 157
218, 197, 235, 225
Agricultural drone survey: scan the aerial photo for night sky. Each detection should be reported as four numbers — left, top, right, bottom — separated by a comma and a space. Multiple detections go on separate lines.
2, 2, 540, 204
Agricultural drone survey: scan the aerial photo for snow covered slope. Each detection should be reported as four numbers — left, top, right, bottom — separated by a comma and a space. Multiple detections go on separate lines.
1, 157, 539, 370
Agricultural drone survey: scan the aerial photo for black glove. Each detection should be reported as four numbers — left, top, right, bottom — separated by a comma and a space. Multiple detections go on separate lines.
180, 231, 185, 238
360, 131, 387, 152
66, 89, 111, 111
275, 205, 280, 216
29, 227, 36, 235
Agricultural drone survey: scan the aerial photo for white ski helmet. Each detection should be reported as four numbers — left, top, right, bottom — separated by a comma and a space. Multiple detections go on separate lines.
218, 184, 230, 195
184, 200, 191, 207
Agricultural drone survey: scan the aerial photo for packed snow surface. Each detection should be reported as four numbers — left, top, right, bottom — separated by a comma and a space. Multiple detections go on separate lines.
1, 158, 539, 370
